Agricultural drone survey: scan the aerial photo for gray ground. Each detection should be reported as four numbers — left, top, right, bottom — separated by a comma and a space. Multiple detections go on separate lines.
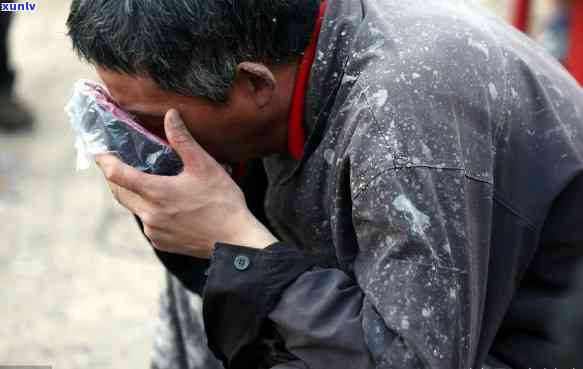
0, 2, 162, 368
0, 1, 552, 368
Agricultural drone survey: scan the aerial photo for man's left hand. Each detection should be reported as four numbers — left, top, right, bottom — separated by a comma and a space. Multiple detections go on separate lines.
95, 109, 278, 259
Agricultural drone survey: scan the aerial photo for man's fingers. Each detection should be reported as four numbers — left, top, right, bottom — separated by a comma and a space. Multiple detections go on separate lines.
95, 153, 160, 199
164, 109, 209, 170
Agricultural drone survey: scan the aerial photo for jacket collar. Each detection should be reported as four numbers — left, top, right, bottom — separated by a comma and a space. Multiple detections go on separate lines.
265, 0, 365, 183
287, 1, 327, 160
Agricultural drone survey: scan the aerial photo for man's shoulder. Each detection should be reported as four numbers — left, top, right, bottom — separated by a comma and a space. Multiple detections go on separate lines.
324, 0, 583, 211
334, 3, 507, 187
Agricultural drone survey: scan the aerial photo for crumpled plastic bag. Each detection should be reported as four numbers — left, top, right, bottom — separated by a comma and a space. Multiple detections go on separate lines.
65, 79, 183, 176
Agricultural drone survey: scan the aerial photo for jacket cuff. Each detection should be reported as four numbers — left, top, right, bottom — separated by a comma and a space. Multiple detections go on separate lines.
202, 242, 323, 369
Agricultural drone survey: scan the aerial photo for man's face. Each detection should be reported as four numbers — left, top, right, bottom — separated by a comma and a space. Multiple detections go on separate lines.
96, 67, 280, 164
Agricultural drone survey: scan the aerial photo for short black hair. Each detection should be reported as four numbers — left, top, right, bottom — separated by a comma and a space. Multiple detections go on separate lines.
67, 0, 320, 102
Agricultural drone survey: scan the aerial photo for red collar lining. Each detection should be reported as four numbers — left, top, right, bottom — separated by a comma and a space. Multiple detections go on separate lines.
234, 2, 326, 181
287, 1, 327, 160
566, 1, 583, 85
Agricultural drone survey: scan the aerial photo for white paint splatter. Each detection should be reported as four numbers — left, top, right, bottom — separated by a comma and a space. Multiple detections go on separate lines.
370, 26, 383, 36
367, 39, 385, 53
323, 148, 335, 165
401, 317, 410, 330
393, 195, 430, 236
384, 235, 398, 249
488, 82, 498, 101
343, 75, 358, 84
371, 89, 388, 109
422, 307, 433, 318
443, 242, 452, 255
467, 37, 490, 59
421, 143, 433, 160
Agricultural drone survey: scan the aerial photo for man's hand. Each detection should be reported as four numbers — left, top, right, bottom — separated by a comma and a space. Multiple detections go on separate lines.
95, 109, 278, 259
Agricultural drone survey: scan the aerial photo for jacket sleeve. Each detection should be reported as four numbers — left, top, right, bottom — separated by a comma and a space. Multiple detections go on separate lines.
203, 166, 490, 369
348, 166, 485, 368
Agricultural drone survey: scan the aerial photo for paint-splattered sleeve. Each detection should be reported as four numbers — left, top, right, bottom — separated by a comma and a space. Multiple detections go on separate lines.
202, 170, 489, 369
203, 161, 491, 369
264, 167, 488, 369
350, 166, 489, 368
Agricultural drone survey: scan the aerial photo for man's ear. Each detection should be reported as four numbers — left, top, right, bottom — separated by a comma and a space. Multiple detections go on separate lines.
236, 62, 276, 108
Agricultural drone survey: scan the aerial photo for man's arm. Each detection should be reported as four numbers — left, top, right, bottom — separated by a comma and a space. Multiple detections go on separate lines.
203, 166, 490, 369
93, 107, 489, 368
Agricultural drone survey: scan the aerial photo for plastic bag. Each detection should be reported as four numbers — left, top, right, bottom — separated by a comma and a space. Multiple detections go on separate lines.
65, 79, 183, 176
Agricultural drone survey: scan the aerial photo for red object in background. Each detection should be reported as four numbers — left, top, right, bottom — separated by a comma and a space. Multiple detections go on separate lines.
514, 0, 532, 32
513, 0, 583, 86
566, 0, 583, 84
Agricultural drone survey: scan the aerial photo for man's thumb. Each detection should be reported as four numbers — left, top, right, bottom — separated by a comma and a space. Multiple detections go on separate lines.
164, 109, 202, 169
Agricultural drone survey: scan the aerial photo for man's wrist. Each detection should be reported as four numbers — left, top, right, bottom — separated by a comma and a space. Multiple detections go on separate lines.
222, 210, 278, 250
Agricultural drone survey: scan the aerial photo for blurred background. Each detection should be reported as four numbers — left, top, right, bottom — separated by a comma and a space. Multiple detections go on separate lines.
0, 0, 571, 368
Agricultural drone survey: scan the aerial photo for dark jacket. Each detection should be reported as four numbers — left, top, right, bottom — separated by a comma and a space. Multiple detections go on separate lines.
155, 0, 583, 368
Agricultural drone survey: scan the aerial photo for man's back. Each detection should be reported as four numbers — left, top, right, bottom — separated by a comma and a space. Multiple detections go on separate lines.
463, 4, 583, 366
263, 0, 583, 367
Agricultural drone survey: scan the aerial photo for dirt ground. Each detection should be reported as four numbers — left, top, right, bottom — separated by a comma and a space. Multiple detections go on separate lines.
0, 1, 554, 368
0, 2, 162, 368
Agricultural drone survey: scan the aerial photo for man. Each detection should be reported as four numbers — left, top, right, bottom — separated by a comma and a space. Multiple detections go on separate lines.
67, 0, 583, 368
538, 0, 583, 83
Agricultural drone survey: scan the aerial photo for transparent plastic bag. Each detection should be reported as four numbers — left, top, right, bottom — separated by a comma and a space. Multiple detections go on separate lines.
65, 79, 183, 176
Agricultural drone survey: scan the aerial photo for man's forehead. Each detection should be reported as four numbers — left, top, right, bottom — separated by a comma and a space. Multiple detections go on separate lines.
96, 67, 166, 115
95, 66, 221, 118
